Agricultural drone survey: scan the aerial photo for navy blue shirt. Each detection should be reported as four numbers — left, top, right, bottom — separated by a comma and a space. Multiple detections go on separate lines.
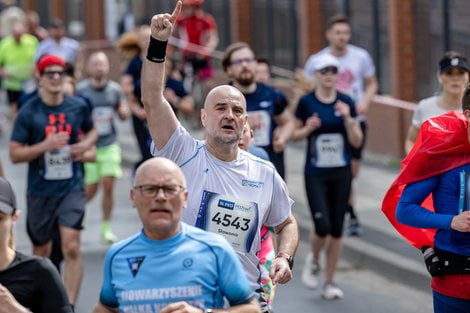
166, 77, 188, 114
243, 83, 288, 150
125, 55, 142, 99
296, 91, 356, 175
397, 164, 470, 256
11, 96, 94, 197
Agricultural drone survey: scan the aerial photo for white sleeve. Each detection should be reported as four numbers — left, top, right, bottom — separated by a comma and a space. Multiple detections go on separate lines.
361, 51, 376, 79
150, 124, 199, 165
264, 170, 293, 227
411, 101, 424, 128
303, 55, 316, 79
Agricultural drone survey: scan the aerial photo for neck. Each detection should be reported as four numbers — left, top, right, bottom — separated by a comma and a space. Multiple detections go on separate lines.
205, 138, 238, 161
315, 87, 337, 102
91, 77, 108, 89
39, 89, 64, 106
144, 224, 180, 240
330, 45, 347, 57
233, 81, 257, 94
439, 92, 462, 110
0, 246, 15, 271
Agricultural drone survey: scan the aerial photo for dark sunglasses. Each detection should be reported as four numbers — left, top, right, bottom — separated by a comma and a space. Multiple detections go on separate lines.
42, 71, 66, 79
318, 67, 338, 75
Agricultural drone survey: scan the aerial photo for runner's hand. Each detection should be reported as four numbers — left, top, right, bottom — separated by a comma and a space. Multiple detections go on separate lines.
269, 257, 293, 285
43, 131, 70, 151
160, 301, 204, 313
70, 141, 91, 161
335, 100, 351, 118
150, 0, 182, 41
305, 113, 321, 133
0, 283, 29, 313
451, 211, 470, 232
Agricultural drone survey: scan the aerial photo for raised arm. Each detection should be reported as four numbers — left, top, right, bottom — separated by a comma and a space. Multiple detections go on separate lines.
141, 1, 182, 150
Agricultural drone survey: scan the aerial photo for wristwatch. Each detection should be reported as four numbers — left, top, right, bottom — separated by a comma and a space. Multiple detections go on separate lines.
276, 251, 294, 269
204, 309, 213, 313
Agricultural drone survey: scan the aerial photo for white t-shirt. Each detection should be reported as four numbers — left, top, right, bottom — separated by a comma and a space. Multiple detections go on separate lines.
304, 44, 376, 104
151, 125, 293, 290
411, 95, 462, 128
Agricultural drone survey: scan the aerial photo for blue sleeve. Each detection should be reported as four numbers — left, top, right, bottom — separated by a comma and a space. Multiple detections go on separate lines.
174, 80, 188, 98
99, 247, 119, 308
273, 90, 288, 116
216, 240, 254, 305
10, 109, 31, 143
396, 176, 454, 229
295, 96, 307, 123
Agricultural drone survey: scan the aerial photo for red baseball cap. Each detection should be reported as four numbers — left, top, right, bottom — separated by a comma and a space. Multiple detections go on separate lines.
37, 54, 65, 74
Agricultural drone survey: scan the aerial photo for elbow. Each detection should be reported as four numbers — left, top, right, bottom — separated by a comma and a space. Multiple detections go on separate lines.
395, 203, 408, 225
9, 153, 21, 164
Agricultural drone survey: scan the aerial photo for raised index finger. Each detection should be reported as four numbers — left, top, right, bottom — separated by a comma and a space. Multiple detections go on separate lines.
170, 0, 182, 23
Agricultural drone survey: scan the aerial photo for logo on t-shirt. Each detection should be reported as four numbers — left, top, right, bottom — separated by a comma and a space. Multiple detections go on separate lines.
182, 258, 194, 269
127, 256, 145, 277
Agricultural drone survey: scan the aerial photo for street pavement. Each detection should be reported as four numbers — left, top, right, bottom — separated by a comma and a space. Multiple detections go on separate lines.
0, 112, 433, 313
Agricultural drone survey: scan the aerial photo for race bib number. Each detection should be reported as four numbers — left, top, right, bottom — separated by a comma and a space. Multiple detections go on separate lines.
313, 133, 346, 168
459, 171, 470, 213
248, 110, 271, 147
195, 191, 259, 253
93, 107, 114, 136
44, 146, 73, 180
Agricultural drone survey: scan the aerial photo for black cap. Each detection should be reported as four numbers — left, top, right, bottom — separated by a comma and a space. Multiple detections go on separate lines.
439, 56, 469, 73
0, 177, 16, 215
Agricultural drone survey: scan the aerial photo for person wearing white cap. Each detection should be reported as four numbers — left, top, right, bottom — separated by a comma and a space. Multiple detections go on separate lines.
0, 177, 72, 313
292, 53, 363, 299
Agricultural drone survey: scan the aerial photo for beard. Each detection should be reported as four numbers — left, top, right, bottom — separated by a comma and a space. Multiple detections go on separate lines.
235, 70, 255, 86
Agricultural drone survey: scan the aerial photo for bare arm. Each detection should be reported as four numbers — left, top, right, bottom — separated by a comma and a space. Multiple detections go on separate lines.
141, 1, 182, 150
160, 298, 260, 313
92, 302, 119, 313
356, 76, 378, 115
291, 116, 321, 141
9, 131, 70, 163
270, 213, 298, 284
405, 125, 419, 155
272, 110, 296, 153
336, 101, 362, 148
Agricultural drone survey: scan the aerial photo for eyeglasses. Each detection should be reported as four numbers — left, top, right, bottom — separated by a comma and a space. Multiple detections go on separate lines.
231, 57, 255, 66
42, 71, 65, 79
134, 184, 185, 198
318, 67, 338, 75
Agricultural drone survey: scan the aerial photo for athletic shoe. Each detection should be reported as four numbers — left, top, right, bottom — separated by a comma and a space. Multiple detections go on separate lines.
100, 222, 117, 244
346, 217, 364, 236
301, 252, 320, 289
322, 283, 344, 300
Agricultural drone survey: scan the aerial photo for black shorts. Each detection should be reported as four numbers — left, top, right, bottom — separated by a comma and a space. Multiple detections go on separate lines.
6, 90, 21, 105
26, 191, 86, 246
350, 120, 368, 160
305, 166, 352, 238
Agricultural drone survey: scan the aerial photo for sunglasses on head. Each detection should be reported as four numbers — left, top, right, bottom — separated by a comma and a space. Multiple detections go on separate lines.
42, 70, 66, 79
318, 67, 338, 75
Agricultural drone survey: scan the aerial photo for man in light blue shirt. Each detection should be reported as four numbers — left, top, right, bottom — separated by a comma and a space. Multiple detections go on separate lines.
92, 157, 260, 313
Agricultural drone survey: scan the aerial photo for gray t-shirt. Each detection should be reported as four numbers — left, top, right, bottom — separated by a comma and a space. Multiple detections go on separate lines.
76, 80, 124, 147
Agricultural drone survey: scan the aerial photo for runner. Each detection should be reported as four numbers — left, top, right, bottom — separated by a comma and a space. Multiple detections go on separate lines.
141, 3, 298, 312
9, 54, 97, 307
383, 85, 470, 312
304, 14, 378, 236
222, 42, 295, 178
76, 51, 129, 244
405, 51, 469, 154
92, 157, 260, 313
0, 177, 72, 313
293, 54, 362, 299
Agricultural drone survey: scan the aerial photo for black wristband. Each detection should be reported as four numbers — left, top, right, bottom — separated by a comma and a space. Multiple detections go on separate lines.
146, 37, 167, 63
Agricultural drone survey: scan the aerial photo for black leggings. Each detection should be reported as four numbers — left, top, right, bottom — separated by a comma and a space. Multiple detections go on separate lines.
305, 166, 352, 238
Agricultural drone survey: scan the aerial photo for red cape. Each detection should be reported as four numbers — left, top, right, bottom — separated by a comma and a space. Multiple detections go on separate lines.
381, 111, 470, 249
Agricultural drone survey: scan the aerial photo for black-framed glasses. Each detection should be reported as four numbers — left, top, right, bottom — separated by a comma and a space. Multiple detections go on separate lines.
134, 184, 185, 198
42, 71, 66, 79
318, 67, 338, 75
231, 57, 255, 66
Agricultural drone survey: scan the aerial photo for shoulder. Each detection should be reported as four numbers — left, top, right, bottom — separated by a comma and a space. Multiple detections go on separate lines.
417, 96, 438, 108
183, 223, 233, 252
13, 251, 55, 273
307, 48, 329, 61
240, 149, 276, 171
337, 92, 355, 104
64, 95, 88, 107
106, 232, 142, 259
347, 44, 372, 58
107, 80, 122, 92
76, 79, 90, 91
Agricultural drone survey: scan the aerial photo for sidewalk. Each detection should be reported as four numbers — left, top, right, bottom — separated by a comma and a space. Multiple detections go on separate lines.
117, 118, 430, 291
